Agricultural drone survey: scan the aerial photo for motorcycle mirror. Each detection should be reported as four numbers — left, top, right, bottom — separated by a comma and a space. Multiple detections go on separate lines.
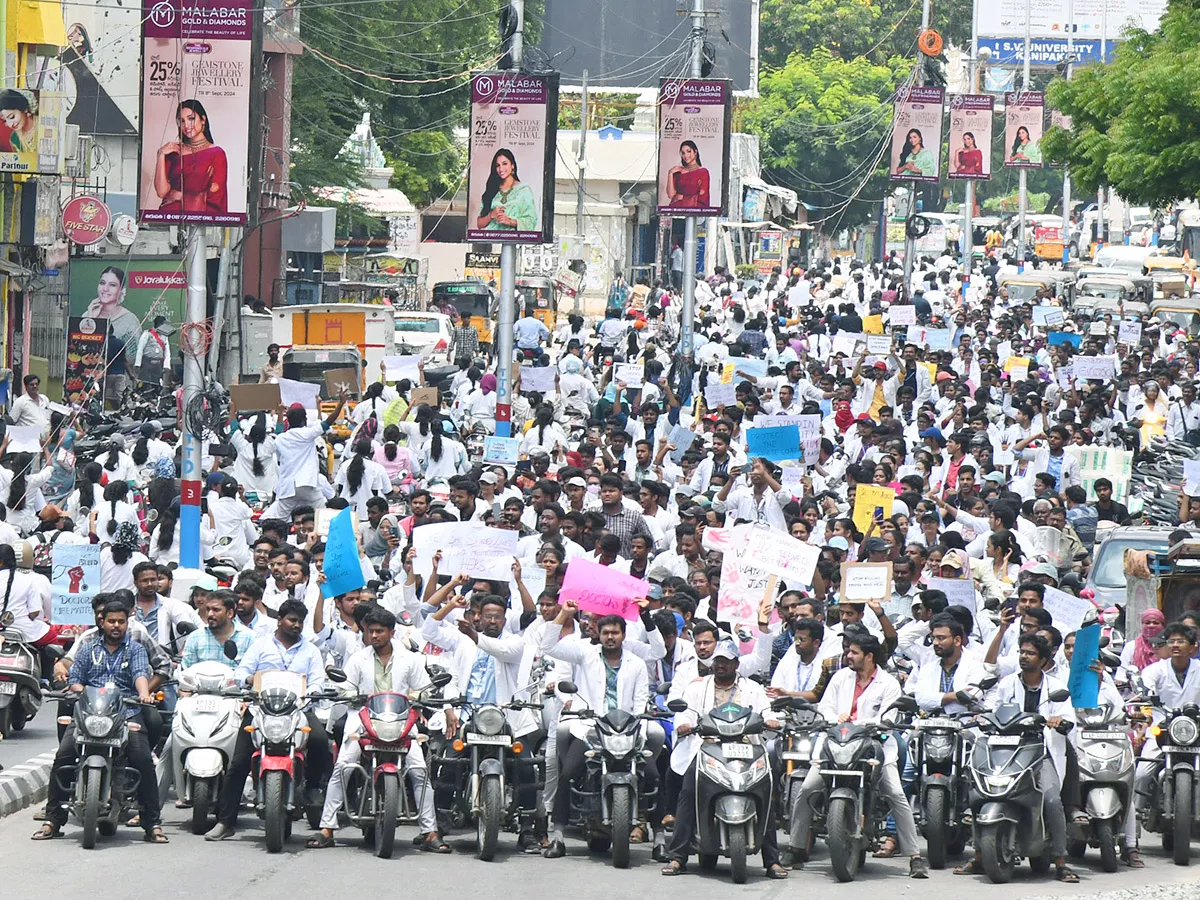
891, 695, 918, 713
222, 639, 239, 660
666, 699, 689, 713
1098, 635, 1110, 649
978, 676, 998, 691
790, 697, 813, 711
770, 696, 791, 711
430, 670, 453, 689
325, 666, 348, 683
655, 681, 672, 695
954, 690, 972, 706
176, 621, 197, 637
1048, 689, 1071, 703
557, 680, 578, 695
147, 509, 158, 523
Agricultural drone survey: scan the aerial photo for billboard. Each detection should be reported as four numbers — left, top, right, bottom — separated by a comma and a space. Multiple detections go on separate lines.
64, 317, 108, 405
977, 37, 1115, 66
979, 0, 1167, 41
0, 89, 67, 174
889, 86, 944, 183
465, 72, 559, 244
138, 0, 253, 225
656, 78, 732, 217
947, 94, 994, 181
1004, 92, 1045, 169
539, 0, 758, 93
68, 258, 187, 379
54, 2, 142, 134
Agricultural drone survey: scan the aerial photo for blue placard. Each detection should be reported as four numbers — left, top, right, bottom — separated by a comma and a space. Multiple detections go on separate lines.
726, 357, 769, 380
924, 328, 952, 351
483, 436, 520, 466
1068, 622, 1102, 709
321, 507, 367, 599
746, 425, 802, 462
1048, 331, 1083, 348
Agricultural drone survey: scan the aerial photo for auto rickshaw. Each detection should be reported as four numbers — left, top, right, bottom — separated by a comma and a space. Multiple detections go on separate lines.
1087, 295, 1150, 322
1143, 255, 1191, 275
1150, 297, 1200, 337
1000, 273, 1057, 304
1125, 539, 1200, 643
431, 280, 497, 350
1150, 272, 1189, 301
280, 345, 360, 441
515, 276, 559, 333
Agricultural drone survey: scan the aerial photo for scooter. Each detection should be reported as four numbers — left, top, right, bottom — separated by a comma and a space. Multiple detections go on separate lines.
966, 690, 1073, 883
0, 627, 49, 738
667, 698, 773, 884
1066, 703, 1135, 872
166, 649, 243, 834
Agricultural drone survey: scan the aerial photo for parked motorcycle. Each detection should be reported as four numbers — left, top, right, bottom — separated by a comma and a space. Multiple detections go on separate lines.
0, 627, 52, 737
1066, 703, 1135, 872
966, 689, 1073, 883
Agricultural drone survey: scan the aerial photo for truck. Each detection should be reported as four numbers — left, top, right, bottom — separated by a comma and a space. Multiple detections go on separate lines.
270, 303, 396, 397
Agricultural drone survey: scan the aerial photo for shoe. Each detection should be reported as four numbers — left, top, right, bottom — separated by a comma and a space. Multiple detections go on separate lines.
910, 857, 929, 879
652, 841, 667, 862
543, 839, 566, 859
205, 823, 235, 842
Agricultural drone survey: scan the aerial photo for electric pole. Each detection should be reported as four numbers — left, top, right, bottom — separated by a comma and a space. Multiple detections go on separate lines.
1017, 0, 1032, 268
676, 0, 705, 393
1061, 0, 1073, 264
574, 68, 588, 315
493, 0, 523, 439
179, 226, 206, 568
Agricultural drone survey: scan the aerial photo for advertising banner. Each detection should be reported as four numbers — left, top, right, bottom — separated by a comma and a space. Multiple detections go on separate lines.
63, 317, 108, 405
889, 86, 944, 183
1004, 92, 1045, 168
947, 94, 993, 180
138, 0, 253, 225
979, 0, 1167, 41
0, 89, 67, 174
55, 4, 143, 134
656, 78, 732, 216
465, 72, 558, 244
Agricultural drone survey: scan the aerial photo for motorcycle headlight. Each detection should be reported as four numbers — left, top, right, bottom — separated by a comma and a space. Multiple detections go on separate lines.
84, 715, 116, 738
600, 733, 638, 758
701, 751, 767, 791
826, 742, 856, 767
985, 775, 1014, 793
473, 706, 506, 736
925, 734, 956, 761
1170, 717, 1200, 746
261, 716, 294, 743
373, 719, 405, 743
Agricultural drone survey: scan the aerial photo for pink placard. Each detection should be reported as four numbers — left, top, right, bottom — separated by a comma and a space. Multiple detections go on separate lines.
560, 559, 647, 621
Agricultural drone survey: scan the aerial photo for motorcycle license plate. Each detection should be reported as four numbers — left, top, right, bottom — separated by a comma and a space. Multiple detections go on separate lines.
1082, 731, 1126, 741
0, 682, 15, 695
194, 696, 220, 713
467, 734, 511, 746
723, 743, 754, 759
781, 751, 810, 761
918, 718, 960, 729
989, 736, 1022, 746
1169, 745, 1200, 754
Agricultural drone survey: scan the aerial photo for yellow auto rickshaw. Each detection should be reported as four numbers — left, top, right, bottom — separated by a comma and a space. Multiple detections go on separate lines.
1150, 297, 1200, 337
432, 280, 497, 349
999, 273, 1056, 304
1143, 255, 1190, 274
515, 276, 559, 333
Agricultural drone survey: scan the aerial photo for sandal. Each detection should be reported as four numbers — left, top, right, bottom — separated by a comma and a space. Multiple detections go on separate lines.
954, 857, 983, 875
766, 863, 789, 879
1123, 848, 1145, 869
306, 832, 336, 849
874, 836, 899, 858
31, 824, 61, 841
661, 860, 686, 876
419, 834, 452, 853
630, 824, 648, 844
144, 828, 169, 844
1056, 865, 1080, 883
126, 813, 140, 827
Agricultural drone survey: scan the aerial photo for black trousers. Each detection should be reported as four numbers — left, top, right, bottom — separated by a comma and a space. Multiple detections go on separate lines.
434, 740, 539, 818
553, 733, 660, 830
47, 716, 161, 830
216, 710, 331, 827
666, 765, 779, 867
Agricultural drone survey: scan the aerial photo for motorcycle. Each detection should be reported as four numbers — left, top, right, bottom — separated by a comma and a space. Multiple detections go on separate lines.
166, 647, 242, 834
0, 627, 51, 738
243, 669, 342, 853
558, 681, 665, 868
433, 695, 545, 861
966, 689, 1073, 883
47, 686, 156, 849
342, 672, 452, 859
775, 697, 822, 838
1139, 700, 1200, 865
1066, 703, 1135, 872
666, 697, 773, 884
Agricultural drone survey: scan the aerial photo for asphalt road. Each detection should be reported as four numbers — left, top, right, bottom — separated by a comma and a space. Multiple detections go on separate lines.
0, 710, 57, 772
3, 798, 1200, 900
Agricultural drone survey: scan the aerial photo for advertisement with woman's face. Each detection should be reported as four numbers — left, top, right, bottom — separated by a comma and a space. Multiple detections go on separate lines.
466, 72, 558, 244
947, 94, 993, 180
137, 0, 252, 225
889, 86, 944, 183
68, 258, 186, 368
656, 78, 731, 216
1004, 91, 1045, 169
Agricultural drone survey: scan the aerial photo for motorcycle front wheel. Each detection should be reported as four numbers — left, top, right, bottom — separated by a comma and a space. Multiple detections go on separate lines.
610, 785, 632, 869
1175, 770, 1193, 866
263, 771, 288, 853
1096, 818, 1119, 873
477, 775, 502, 861
728, 825, 748, 884
979, 821, 1017, 884
191, 778, 213, 835
924, 787, 948, 869
376, 773, 400, 860
80, 768, 101, 850
826, 796, 862, 882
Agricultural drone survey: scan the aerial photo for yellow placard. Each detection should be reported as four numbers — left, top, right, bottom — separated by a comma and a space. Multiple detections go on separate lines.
720, 361, 735, 384
923, 362, 938, 382
1004, 356, 1031, 373
864, 314, 884, 335
853, 484, 895, 535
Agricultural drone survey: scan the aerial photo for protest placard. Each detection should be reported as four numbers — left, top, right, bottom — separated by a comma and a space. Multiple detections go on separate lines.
229, 383, 281, 413
520, 365, 556, 394
841, 563, 893, 603
725, 357, 769, 380
1043, 585, 1095, 632
316, 506, 357, 538
832, 332, 863, 358
668, 424, 696, 463
1047, 331, 1082, 349
383, 355, 421, 383
412, 522, 519, 582
1117, 321, 1143, 345
799, 415, 821, 465
746, 425, 802, 462
713, 526, 777, 627
852, 484, 895, 534
1068, 623, 1102, 708
613, 363, 643, 386
321, 508, 367, 599
926, 576, 979, 613
1074, 355, 1117, 380
483, 436, 521, 466
410, 387, 440, 408
1184, 459, 1200, 497
888, 305, 917, 326
51, 543, 101, 624
997, 340, 1013, 363
279, 378, 321, 409
560, 558, 647, 620
745, 526, 821, 585
866, 335, 892, 355
705, 382, 737, 408
5, 426, 41, 454
863, 314, 884, 335
324, 367, 361, 399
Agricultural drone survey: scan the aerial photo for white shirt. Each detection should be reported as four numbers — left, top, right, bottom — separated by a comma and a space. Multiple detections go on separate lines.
819, 666, 904, 762
230, 431, 278, 497
98, 548, 150, 593
274, 422, 328, 499
9, 392, 49, 434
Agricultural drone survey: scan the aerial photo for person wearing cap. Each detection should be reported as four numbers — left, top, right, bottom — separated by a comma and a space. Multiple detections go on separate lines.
661, 637, 788, 879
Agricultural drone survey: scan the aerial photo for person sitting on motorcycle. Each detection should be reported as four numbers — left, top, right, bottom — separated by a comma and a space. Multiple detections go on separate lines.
537, 598, 666, 860
913, 615, 987, 715
956, 633, 1078, 882
179, 589, 255, 669
34, 596, 168, 844
661, 638, 788, 879
1125, 621, 1200, 868
204, 600, 332, 841
787, 633, 930, 878
307, 605, 458, 851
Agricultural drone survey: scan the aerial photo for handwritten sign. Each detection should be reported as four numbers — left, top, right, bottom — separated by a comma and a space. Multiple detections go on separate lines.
613, 363, 643, 386
279, 378, 321, 409
725, 357, 769, 381
865, 335, 891, 357
863, 314, 884, 335
520, 365, 556, 394
841, 562, 893, 603
51, 543, 101, 625
1117, 321, 1143, 345
888, 305, 917, 326
560, 558, 647, 620
746, 526, 820, 585
1073, 355, 1117, 381
705, 381, 737, 408
832, 332, 863, 358
324, 367, 361, 399
1068, 622, 1102, 708
1043, 585, 1096, 633
708, 525, 777, 627
383, 355, 421, 383
799, 414, 821, 465
316, 506, 357, 538
746, 425, 802, 462
483, 436, 521, 466
926, 576, 979, 613
668, 424, 696, 463
1032, 306, 1064, 326
852, 484, 895, 534
412, 521, 519, 582
321, 507, 367, 599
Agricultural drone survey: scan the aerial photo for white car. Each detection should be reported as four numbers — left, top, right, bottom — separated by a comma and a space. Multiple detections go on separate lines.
394, 312, 453, 362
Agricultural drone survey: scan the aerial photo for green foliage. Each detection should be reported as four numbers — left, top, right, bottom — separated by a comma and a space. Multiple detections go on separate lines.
558, 93, 640, 131
1044, 0, 1200, 206
982, 191, 1050, 213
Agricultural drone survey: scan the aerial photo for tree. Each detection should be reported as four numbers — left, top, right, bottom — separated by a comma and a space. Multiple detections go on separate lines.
1043, 0, 1200, 206
743, 48, 911, 228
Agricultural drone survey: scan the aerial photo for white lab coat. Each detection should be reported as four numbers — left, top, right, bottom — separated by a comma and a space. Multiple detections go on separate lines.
989, 672, 1074, 782
669, 673, 773, 774
536, 630, 651, 741
818, 666, 904, 763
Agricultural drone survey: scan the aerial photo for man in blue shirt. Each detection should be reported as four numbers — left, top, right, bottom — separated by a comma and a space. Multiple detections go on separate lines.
513, 305, 550, 354
205, 599, 332, 841
34, 596, 168, 843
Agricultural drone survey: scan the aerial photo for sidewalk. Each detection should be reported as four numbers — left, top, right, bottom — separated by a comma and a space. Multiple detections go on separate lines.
0, 751, 54, 817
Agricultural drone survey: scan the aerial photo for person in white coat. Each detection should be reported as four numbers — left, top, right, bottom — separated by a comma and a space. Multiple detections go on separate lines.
912, 615, 988, 714
786, 633, 929, 877
263, 396, 348, 520
307, 605, 457, 851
